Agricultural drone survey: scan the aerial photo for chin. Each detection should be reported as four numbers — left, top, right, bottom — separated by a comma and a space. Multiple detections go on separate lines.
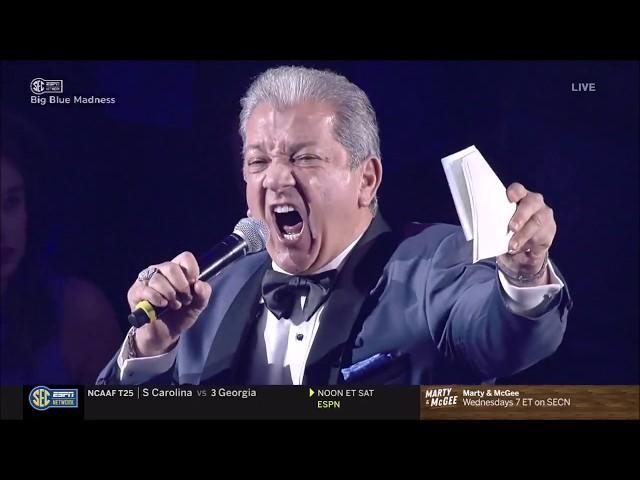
269, 247, 315, 274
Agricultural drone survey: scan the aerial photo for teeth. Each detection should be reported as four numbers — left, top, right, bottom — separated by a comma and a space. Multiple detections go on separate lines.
273, 205, 296, 213
283, 233, 301, 241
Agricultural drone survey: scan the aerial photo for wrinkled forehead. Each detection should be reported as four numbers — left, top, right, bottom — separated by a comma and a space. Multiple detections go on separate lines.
244, 101, 337, 154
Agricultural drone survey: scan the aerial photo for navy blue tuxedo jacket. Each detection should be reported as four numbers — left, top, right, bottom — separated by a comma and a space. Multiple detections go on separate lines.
98, 215, 572, 385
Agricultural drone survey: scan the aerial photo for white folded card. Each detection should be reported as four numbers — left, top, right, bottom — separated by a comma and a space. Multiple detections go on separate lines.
441, 145, 516, 263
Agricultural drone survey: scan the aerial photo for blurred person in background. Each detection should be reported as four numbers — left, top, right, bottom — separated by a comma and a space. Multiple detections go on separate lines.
1, 110, 122, 385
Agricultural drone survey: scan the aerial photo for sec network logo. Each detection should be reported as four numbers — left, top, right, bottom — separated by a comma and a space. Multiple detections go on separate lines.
30, 78, 63, 95
29, 386, 79, 411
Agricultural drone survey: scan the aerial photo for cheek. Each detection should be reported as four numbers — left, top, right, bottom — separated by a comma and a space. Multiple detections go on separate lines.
308, 171, 358, 210
245, 177, 259, 201
4, 209, 27, 247
245, 178, 265, 217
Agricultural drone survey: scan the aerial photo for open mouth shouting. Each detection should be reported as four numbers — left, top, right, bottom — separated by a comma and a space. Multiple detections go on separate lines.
269, 201, 310, 246
273, 204, 305, 241
262, 198, 318, 273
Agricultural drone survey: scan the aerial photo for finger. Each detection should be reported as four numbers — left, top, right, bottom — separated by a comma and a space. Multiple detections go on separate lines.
508, 192, 545, 233
190, 280, 212, 311
506, 182, 528, 204
509, 206, 555, 253
128, 282, 169, 310
156, 261, 192, 302
172, 251, 200, 284
132, 285, 169, 310
148, 271, 183, 309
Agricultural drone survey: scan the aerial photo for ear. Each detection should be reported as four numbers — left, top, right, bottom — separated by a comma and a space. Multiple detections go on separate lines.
358, 157, 382, 210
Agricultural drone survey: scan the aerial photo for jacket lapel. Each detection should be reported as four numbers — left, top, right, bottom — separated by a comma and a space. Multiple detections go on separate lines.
304, 215, 398, 384
198, 259, 269, 384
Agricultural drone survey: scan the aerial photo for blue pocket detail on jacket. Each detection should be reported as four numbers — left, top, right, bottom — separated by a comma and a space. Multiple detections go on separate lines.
341, 353, 395, 382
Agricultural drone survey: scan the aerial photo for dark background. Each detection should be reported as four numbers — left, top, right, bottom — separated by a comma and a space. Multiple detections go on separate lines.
1, 60, 637, 384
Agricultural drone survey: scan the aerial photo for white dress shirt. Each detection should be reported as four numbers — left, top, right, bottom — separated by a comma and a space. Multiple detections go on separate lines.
244, 235, 361, 384
117, 237, 564, 385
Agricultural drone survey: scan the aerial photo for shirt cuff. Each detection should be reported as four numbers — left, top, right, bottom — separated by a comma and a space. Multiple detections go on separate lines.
117, 328, 178, 384
498, 260, 565, 315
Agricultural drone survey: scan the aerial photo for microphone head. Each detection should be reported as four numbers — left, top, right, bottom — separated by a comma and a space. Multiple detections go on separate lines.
233, 217, 269, 253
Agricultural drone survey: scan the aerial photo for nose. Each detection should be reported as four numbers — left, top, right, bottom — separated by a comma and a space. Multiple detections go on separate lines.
263, 159, 295, 192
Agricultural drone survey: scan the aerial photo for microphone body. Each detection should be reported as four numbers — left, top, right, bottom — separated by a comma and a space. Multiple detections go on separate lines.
198, 233, 250, 281
128, 218, 268, 328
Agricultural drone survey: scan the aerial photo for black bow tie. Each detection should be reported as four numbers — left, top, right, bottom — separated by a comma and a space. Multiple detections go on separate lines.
261, 268, 337, 322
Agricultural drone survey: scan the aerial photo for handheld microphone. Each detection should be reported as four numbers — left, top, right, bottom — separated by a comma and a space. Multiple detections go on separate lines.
128, 217, 269, 328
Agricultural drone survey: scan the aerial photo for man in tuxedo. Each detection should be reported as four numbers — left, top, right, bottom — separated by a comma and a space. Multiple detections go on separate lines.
97, 66, 572, 385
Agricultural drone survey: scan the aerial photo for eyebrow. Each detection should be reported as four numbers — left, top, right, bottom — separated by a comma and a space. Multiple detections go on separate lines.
244, 141, 317, 156
244, 144, 264, 153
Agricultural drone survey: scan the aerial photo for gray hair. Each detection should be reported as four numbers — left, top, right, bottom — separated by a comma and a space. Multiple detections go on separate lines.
239, 66, 381, 215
